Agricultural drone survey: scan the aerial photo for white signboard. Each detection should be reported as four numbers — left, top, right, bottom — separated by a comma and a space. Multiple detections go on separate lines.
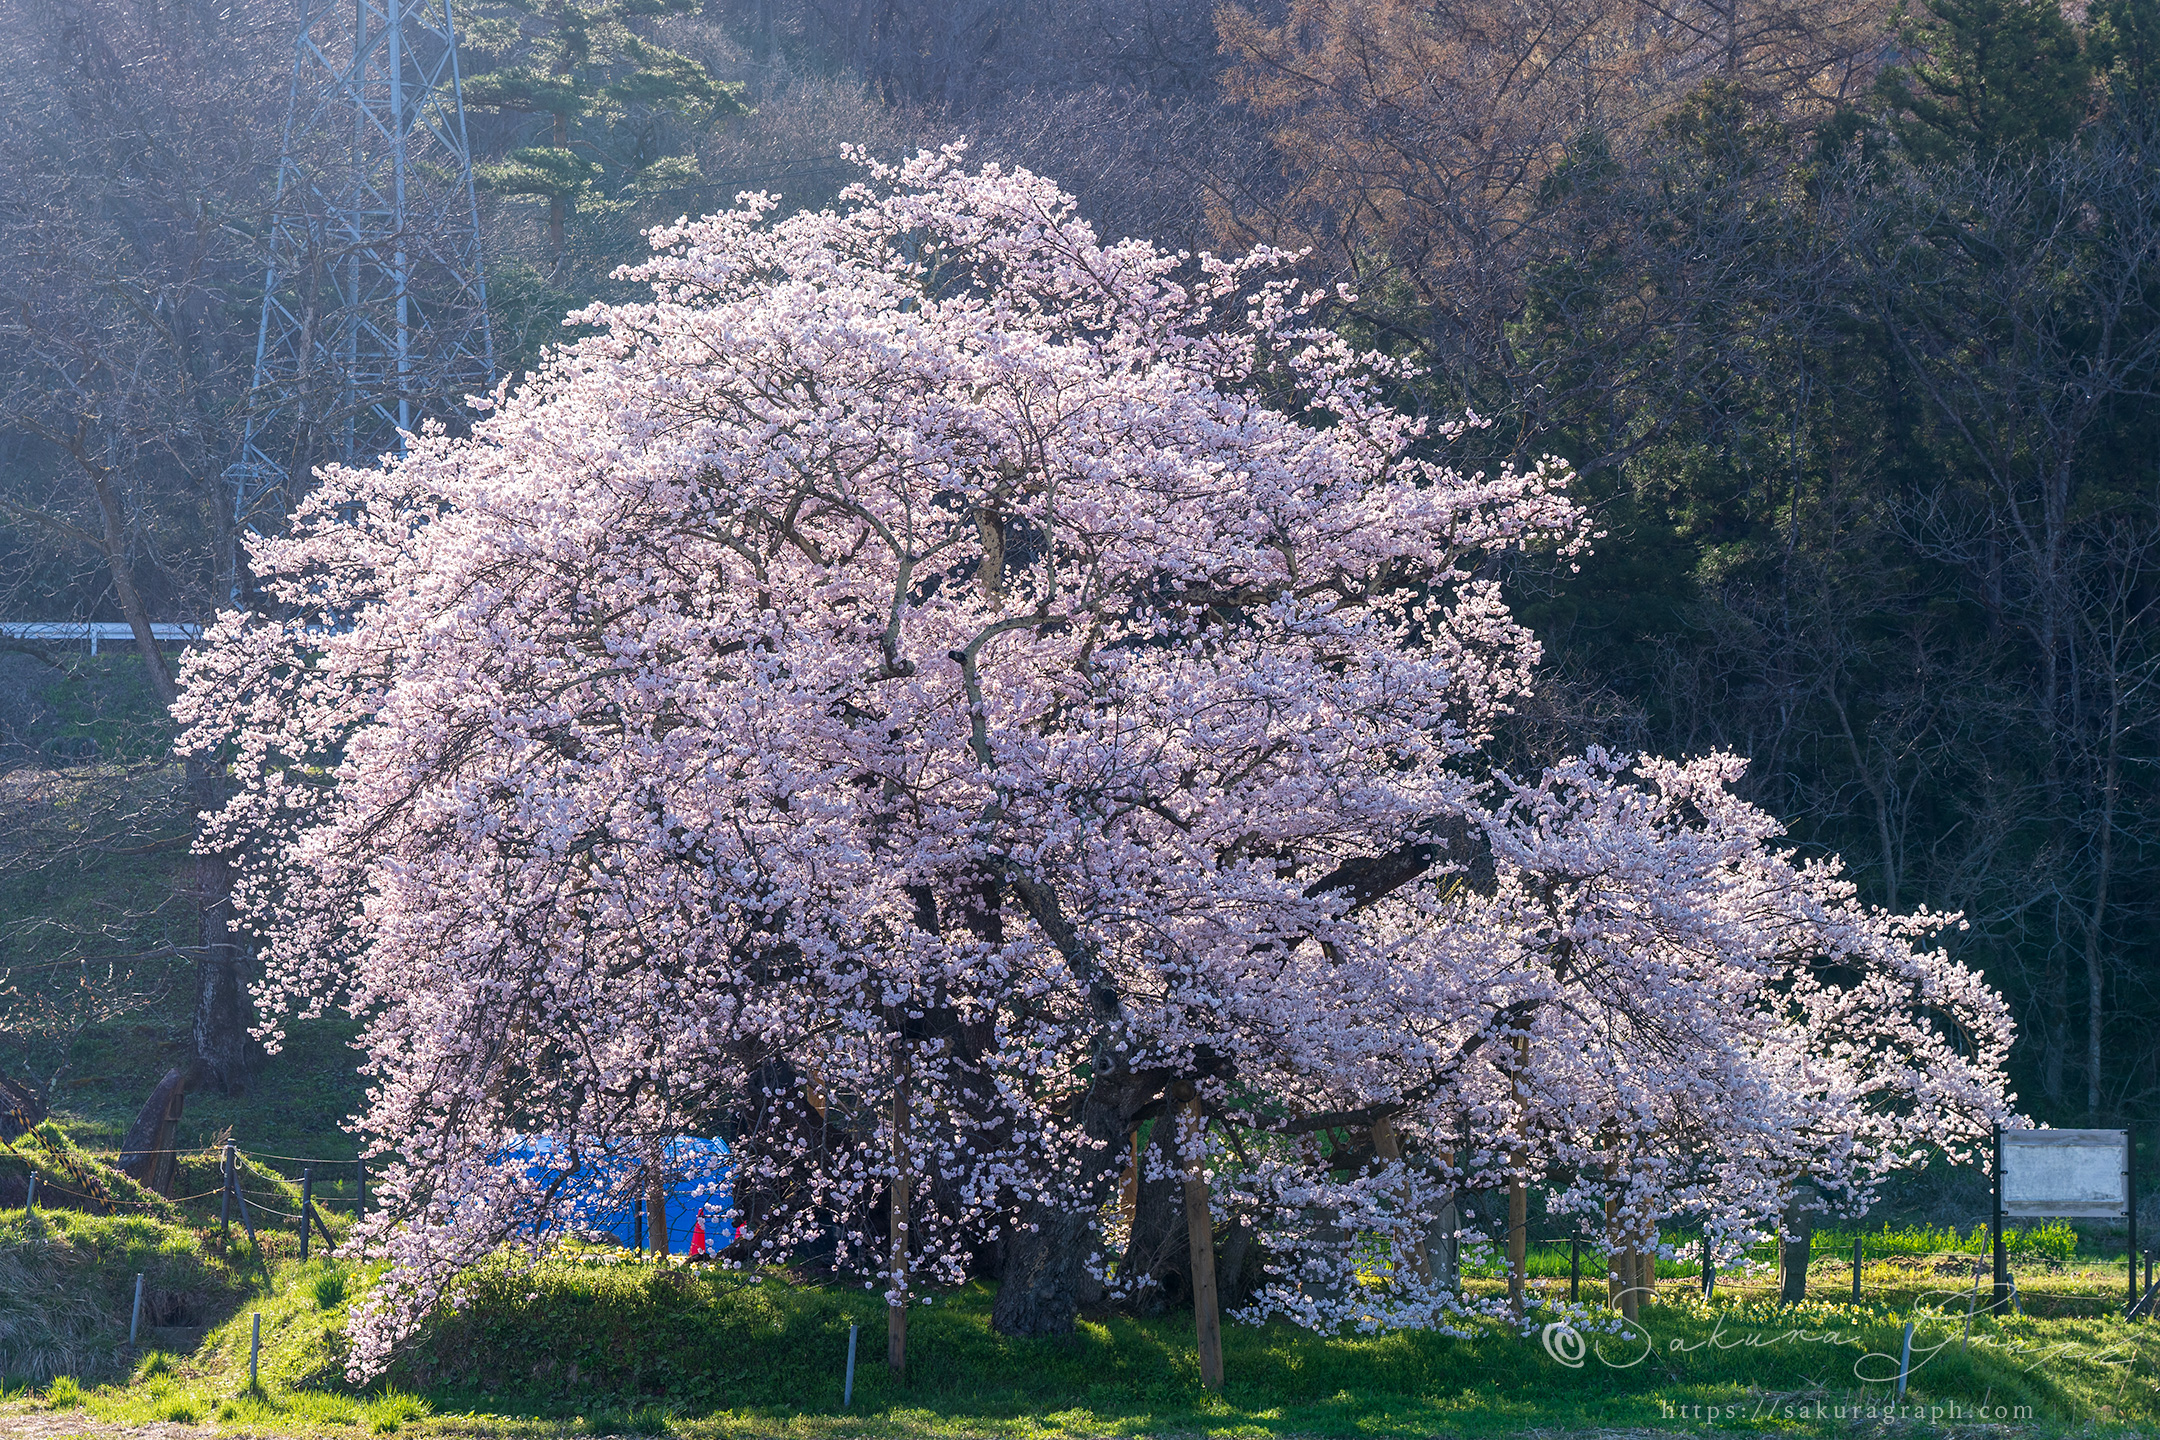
2001, 1129, 2129, 1218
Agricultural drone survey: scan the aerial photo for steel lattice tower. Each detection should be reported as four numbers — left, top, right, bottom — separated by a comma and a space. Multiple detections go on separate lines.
229, 0, 495, 533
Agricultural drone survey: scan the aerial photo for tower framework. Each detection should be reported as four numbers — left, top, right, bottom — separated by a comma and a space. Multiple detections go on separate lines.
229, 0, 494, 533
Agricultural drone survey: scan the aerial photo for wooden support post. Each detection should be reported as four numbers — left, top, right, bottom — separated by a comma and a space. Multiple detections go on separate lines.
1507, 1176, 1528, 1318
1604, 1192, 1625, 1315
300, 1168, 313, 1262
1702, 1231, 1714, 1301
889, 1068, 910, 1378
647, 1158, 669, 1260
1991, 1125, 2009, 1311
1175, 1083, 1224, 1391
1569, 1236, 1580, 1303
356, 1158, 366, 1219
1371, 1115, 1432, 1284
220, 1144, 233, 1242
1120, 1128, 1139, 1232
1506, 1035, 1528, 1317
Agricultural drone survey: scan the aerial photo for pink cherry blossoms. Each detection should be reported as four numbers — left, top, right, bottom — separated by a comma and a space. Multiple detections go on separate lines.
174, 149, 2015, 1377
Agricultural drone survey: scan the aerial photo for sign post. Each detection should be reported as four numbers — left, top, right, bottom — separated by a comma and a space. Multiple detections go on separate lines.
2129, 1125, 2140, 1314
1997, 1128, 2132, 1314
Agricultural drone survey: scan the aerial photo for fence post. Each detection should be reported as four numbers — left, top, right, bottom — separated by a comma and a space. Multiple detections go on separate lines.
24, 1174, 35, 1212
1701, 1232, 1713, 1300
130, 1272, 144, 1344
221, 1143, 234, 1242
1853, 1236, 1863, 1305
1569, 1236, 1580, 1304
356, 1158, 366, 1219
300, 1169, 313, 1262
249, 1312, 260, 1390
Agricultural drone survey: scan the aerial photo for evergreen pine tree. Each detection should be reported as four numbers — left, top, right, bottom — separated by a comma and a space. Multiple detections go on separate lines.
2090, 0, 2160, 115
462, 1, 745, 267
1878, 0, 2091, 158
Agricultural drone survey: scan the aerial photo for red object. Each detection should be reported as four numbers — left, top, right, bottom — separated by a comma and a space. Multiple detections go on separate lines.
689, 1216, 707, 1257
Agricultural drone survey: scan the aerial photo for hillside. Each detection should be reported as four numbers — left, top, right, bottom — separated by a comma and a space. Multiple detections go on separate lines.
1, 650, 367, 1166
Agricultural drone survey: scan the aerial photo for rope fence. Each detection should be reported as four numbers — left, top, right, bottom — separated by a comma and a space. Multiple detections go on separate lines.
3, 1123, 365, 1264
11, 1130, 2154, 1325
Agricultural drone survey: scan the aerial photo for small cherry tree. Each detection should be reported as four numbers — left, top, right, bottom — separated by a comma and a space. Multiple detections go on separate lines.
177, 151, 2014, 1377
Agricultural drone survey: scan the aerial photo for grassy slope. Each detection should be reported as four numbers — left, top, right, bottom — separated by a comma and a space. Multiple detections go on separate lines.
3, 1242, 2156, 1438
3, 651, 370, 1173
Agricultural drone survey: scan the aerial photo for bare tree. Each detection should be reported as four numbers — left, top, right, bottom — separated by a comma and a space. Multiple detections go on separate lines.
1842, 119, 2160, 1113
0, 0, 289, 1094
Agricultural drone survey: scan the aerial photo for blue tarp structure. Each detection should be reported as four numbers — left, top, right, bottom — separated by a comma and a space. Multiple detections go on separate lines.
496, 1135, 735, 1253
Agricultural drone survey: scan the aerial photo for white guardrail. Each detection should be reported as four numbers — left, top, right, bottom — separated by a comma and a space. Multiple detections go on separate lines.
0, 622, 202, 655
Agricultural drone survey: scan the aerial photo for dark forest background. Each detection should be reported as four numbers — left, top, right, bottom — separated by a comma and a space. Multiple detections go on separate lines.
1, 0, 2154, 1134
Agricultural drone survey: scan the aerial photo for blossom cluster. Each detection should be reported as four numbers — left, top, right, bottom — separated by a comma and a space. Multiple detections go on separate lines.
175, 150, 2015, 1376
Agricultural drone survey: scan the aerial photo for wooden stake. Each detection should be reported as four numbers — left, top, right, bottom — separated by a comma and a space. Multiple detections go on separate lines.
1370, 1115, 1432, 1283
889, 1068, 910, 1377
1176, 1084, 1224, 1391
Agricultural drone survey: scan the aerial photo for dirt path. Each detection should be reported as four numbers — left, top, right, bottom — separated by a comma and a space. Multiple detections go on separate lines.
0, 1415, 205, 1439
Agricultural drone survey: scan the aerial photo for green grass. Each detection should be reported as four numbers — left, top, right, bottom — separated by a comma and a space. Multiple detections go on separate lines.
1474, 1219, 2086, 1288
9, 1240, 2150, 1438
0, 1114, 2157, 1438
1819, 1220, 2080, 1264
0, 1207, 249, 1383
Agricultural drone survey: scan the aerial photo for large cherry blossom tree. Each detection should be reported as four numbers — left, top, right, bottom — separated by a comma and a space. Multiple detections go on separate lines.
176, 150, 2015, 1378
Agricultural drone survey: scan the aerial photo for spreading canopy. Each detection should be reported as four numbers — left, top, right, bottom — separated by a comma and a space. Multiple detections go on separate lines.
177, 150, 2014, 1374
